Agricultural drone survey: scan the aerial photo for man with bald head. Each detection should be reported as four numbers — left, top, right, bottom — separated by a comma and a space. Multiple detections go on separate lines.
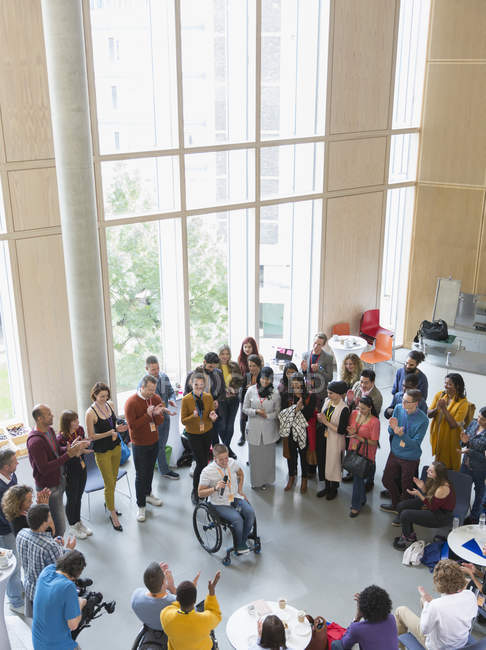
27, 404, 91, 537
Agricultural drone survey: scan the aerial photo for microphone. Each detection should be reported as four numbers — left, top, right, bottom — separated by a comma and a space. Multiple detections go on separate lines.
220, 475, 228, 496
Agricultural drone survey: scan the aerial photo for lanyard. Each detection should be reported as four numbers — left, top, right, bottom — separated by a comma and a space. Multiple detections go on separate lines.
324, 404, 335, 422
192, 392, 203, 418
216, 465, 232, 494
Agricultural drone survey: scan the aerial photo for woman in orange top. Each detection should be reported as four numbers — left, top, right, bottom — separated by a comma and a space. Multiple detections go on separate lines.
428, 373, 469, 471
181, 373, 218, 505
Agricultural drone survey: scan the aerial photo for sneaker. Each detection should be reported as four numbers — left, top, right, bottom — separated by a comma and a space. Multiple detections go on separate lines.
137, 507, 146, 522
79, 521, 93, 536
9, 603, 24, 615
380, 503, 398, 514
162, 470, 180, 480
392, 515, 401, 527
70, 523, 87, 540
236, 544, 250, 555
393, 534, 416, 550
146, 493, 163, 507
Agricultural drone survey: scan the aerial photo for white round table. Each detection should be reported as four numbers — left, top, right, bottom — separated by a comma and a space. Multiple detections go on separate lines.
226, 600, 312, 650
328, 335, 368, 376
0, 554, 17, 650
448, 524, 486, 566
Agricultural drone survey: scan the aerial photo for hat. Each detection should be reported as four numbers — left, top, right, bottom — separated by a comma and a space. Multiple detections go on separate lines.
327, 380, 347, 395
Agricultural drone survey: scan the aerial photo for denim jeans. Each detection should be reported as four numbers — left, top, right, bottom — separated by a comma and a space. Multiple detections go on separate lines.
46, 475, 66, 538
351, 475, 367, 511
132, 442, 159, 507
0, 532, 23, 607
331, 642, 344, 650
157, 418, 171, 475
212, 498, 255, 547
461, 463, 486, 521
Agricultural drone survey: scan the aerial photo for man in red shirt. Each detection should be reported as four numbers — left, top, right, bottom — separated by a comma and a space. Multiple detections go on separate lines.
125, 375, 165, 523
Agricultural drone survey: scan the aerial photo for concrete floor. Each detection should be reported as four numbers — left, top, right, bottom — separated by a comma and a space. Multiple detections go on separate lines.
9, 350, 486, 649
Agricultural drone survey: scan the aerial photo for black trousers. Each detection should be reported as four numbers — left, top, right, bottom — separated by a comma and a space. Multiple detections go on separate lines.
64, 458, 87, 526
287, 436, 309, 478
240, 411, 248, 438
398, 497, 453, 537
219, 397, 239, 449
132, 442, 158, 507
186, 430, 213, 491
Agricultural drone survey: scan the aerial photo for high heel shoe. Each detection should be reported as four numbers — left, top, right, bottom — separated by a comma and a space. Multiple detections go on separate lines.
109, 515, 123, 532
284, 476, 295, 491
300, 478, 308, 494
104, 503, 122, 516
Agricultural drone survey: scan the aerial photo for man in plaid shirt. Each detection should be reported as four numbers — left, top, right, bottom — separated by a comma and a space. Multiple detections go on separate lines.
16, 504, 75, 617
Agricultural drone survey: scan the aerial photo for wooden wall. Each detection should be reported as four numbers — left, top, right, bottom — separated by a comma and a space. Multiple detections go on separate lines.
403, 0, 486, 344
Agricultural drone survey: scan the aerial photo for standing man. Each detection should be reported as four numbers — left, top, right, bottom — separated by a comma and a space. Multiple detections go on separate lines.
125, 375, 165, 523
380, 389, 429, 516
0, 449, 24, 614
301, 332, 333, 409
27, 404, 91, 538
140, 355, 179, 480
184, 352, 226, 445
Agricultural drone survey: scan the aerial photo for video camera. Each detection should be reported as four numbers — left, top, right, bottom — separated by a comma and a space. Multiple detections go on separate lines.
72, 577, 116, 640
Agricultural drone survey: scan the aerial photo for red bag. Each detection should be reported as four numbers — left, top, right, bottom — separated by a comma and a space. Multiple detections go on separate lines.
326, 621, 347, 645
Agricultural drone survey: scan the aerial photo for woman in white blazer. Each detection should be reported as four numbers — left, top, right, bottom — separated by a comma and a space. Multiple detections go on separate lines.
243, 366, 281, 489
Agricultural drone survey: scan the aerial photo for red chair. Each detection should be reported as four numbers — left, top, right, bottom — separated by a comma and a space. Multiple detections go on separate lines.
332, 322, 350, 336
359, 309, 393, 345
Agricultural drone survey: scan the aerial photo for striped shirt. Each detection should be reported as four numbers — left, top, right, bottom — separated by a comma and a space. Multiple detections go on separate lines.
16, 529, 63, 601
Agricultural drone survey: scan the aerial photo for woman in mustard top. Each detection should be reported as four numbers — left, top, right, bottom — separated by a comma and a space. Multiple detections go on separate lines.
428, 373, 469, 471
218, 345, 244, 459
181, 374, 218, 504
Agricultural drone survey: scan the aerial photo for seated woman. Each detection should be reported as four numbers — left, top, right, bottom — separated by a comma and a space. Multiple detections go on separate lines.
332, 585, 398, 649
198, 443, 255, 555
249, 614, 295, 650
393, 461, 455, 550
1, 485, 50, 536
460, 406, 486, 524
346, 396, 379, 516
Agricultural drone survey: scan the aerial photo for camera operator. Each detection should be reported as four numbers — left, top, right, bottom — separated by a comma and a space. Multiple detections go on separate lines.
32, 550, 87, 650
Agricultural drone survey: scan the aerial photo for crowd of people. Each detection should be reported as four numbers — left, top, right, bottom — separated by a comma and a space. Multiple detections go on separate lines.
0, 331, 485, 649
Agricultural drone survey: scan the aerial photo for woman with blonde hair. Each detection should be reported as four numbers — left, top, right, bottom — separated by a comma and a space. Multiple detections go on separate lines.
218, 344, 244, 458
340, 353, 363, 389
2, 484, 50, 536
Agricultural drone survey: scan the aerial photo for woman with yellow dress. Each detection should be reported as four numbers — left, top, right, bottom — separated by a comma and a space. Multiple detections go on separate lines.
428, 373, 469, 471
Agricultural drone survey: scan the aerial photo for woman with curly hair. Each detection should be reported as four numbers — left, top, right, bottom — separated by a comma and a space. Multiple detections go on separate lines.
1, 484, 50, 536
332, 585, 398, 649
428, 372, 469, 470
340, 353, 363, 390
395, 559, 477, 649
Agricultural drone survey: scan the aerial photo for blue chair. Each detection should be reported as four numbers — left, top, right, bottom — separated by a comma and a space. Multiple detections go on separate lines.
83, 449, 132, 520
399, 632, 480, 649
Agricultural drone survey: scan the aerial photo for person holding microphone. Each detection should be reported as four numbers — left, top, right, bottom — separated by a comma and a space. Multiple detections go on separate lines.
181, 374, 218, 505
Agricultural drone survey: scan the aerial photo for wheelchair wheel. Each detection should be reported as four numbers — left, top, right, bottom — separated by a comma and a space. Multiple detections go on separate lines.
193, 502, 223, 553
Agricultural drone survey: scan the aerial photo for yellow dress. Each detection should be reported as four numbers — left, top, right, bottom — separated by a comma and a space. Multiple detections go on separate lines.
429, 390, 469, 471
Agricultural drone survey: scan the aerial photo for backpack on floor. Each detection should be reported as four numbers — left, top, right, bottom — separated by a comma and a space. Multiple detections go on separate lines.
421, 541, 447, 572
402, 540, 425, 567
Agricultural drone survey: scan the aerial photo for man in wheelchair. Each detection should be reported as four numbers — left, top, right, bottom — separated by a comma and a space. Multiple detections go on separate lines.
198, 443, 256, 554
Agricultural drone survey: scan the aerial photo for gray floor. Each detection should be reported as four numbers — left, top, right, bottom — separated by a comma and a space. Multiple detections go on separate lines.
11, 351, 486, 648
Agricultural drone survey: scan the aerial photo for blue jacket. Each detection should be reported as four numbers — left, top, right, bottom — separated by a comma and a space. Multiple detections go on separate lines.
388, 404, 428, 461
391, 366, 428, 400
385, 390, 428, 419
461, 420, 486, 473
138, 372, 175, 407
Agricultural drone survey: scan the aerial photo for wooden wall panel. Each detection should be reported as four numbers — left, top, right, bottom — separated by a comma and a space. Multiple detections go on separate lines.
15, 235, 76, 420
9, 168, 60, 231
420, 63, 486, 186
322, 192, 384, 334
0, 0, 54, 162
404, 186, 484, 343
327, 137, 387, 191
430, 0, 486, 60
477, 202, 486, 295
329, 0, 395, 134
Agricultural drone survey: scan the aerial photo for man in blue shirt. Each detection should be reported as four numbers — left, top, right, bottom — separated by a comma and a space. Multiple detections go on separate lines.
32, 550, 86, 650
131, 560, 177, 641
380, 389, 429, 514
139, 355, 179, 480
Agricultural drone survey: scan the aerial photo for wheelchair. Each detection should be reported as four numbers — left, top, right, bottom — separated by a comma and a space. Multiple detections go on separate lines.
193, 499, 261, 566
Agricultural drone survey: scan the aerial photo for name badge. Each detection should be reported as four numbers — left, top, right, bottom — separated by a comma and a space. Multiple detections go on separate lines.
199, 423, 205, 432
150, 422, 156, 432
399, 440, 406, 448
228, 493, 234, 503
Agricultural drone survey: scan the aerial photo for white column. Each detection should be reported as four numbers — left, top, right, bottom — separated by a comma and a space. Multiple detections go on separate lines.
41, 0, 109, 414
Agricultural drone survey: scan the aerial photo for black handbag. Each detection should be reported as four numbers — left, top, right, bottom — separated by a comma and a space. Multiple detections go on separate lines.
414, 319, 448, 342
342, 440, 374, 479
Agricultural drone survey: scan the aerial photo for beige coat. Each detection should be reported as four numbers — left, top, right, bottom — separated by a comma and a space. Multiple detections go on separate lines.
322, 398, 348, 483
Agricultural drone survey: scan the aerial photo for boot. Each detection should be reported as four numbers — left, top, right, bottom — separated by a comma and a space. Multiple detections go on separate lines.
284, 476, 295, 491
300, 478, 308, 494
237, 435, 245, 447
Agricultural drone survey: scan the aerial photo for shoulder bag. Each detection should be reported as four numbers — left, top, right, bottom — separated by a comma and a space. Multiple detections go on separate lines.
342, 438, 374, 479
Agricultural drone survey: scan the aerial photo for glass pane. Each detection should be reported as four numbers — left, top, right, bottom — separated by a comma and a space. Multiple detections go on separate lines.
107, 218, 185, 407
0, 306, 14, 421
0, 178, 6, 233
102, 157, 180, 220
380, 187, 415, 346
392, 0, 431, 128
187, 210, 255, 366
181, 0, 256, 147
261, 142, 324, 200
261, 0, 330, 139
389, 133, 419, 183
185, 149, 255, 210
259, 200, 322, 362
90, 0, 178, 154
